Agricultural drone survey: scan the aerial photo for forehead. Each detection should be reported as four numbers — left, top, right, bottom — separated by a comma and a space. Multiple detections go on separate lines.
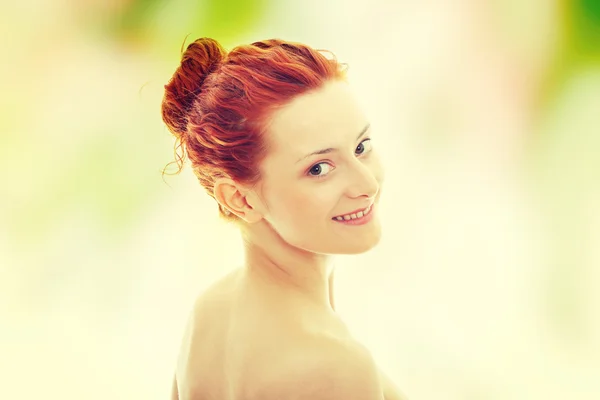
264, 80, 368, 158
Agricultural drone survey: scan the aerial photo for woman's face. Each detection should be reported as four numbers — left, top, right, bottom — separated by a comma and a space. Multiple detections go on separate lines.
253, 79, 384, 255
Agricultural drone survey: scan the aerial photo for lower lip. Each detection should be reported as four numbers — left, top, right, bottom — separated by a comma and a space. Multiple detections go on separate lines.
332, 204, 375, 226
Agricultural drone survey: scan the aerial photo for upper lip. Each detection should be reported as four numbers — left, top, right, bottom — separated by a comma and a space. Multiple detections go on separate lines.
333, 202, 373, 218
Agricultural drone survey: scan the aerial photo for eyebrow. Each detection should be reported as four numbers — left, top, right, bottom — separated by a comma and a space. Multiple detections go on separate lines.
296, 123, 371, 163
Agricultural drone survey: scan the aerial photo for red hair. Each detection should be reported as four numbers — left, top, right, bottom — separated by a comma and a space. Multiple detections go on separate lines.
161, 37, 348, 223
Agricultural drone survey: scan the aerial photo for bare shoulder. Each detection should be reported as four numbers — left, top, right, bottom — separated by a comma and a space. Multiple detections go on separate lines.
253, 334, 384, 400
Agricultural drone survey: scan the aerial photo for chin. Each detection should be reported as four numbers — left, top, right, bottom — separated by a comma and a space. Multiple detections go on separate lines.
287, 215, 383, 255
341, 235, 381, 254
333, 225, 383, 255
292, 228, 382, 256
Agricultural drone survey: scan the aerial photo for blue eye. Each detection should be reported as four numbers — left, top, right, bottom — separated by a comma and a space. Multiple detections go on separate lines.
356, 138, 372, 155
306, 138, 372, 180
308, 162, 333, 178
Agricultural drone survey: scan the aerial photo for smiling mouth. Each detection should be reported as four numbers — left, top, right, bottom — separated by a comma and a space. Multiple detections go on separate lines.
332, 204, 373, 221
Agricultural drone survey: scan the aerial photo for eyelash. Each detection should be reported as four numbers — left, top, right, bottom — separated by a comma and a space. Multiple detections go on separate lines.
307, 138, 373, 180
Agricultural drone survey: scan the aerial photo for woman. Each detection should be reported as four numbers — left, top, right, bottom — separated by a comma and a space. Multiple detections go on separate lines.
162, 37, 407, 400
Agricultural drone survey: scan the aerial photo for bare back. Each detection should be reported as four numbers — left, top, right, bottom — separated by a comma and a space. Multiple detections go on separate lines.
172, 268, 388, 400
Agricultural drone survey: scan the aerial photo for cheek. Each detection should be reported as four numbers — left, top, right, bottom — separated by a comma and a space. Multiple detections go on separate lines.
277, 193, 337, 249
367, 153, 385, 187
273, 188, 337, 225
286, 194, 328, 220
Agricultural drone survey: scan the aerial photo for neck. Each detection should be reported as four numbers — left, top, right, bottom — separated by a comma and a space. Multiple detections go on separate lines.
240, 219, 336, 312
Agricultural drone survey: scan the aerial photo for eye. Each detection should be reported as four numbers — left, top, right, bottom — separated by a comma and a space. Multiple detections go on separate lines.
355, 138, 372, 155
308, 162, 333, 178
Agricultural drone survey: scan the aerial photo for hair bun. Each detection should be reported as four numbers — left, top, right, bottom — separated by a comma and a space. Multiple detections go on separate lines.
162, 37, 227, 137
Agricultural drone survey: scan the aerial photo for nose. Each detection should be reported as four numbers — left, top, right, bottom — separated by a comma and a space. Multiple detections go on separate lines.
345, 158, 380, 200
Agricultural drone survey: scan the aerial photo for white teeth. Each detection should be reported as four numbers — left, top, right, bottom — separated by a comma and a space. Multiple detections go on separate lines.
334, 205, 371, 221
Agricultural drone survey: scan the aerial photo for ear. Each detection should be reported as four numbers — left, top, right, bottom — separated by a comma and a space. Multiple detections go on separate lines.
213, 178, 264, 224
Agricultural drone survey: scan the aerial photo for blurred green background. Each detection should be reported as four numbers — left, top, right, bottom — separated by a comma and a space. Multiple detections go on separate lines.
1, 0, 599, 399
